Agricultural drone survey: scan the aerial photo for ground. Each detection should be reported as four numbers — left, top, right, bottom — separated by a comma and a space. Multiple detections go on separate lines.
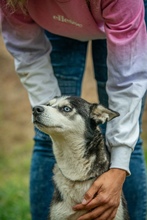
0, 34, 147, 220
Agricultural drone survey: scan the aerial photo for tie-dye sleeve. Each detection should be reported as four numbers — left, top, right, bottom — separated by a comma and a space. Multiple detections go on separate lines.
102, 0, 147, 174
0, 3, 61, 107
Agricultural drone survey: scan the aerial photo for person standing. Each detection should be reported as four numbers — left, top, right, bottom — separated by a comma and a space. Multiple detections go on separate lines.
0, 0, 147, 219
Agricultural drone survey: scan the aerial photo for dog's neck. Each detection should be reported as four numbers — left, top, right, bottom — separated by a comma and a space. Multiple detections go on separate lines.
57, 166, 96, 182
50, 129, 109, 181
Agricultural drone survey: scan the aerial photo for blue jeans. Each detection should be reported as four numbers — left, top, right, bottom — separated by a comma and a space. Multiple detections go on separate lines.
30, 4, 147, 218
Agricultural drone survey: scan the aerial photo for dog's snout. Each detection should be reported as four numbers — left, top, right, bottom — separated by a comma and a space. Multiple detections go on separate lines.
33, 106, 44, 116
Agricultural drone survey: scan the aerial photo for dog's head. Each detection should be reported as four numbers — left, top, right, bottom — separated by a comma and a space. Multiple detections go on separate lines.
32, 96, 119, 137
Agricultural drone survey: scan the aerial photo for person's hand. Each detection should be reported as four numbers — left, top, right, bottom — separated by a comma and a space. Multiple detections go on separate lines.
73, 168, 127, 220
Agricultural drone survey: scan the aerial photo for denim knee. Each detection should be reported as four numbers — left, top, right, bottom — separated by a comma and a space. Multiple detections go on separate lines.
33, 127, 55, 160
30, 128, 55, 220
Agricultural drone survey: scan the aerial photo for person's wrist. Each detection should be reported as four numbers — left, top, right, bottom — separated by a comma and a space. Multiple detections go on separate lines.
109, 168, 127, 183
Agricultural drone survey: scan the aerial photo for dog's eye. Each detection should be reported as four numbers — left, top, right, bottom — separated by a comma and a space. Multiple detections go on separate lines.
62, 106, 72, 112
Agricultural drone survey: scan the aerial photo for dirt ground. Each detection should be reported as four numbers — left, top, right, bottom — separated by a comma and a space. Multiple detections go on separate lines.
0, 33, 147, 153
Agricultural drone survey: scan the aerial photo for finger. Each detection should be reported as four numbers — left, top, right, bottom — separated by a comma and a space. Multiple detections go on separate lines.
73, 203, 86, 211
76, 191, 114, 211
74, 192, 111, 211
76, 194, 119, 220
109, 208, 117, 220
94, 206, 118, 220
77, 204, 114, 220
73, 193, 102, 211
82, 180, 102, 205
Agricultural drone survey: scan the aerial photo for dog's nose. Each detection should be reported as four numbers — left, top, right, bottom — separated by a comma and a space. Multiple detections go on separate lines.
33, 106, 44, 116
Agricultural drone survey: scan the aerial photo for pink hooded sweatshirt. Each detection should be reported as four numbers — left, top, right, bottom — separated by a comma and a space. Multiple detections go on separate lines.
0, 0, 147, 173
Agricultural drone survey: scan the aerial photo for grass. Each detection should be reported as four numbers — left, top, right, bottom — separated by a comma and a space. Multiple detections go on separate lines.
0, 37, 33, 219
0, 141, 32, 220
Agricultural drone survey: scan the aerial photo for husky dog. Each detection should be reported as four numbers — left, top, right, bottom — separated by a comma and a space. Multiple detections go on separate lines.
32, 96, 129, 220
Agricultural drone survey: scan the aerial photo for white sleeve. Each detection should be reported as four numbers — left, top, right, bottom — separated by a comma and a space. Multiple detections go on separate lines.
102, 0, 147, 174
1, 9, 61, 107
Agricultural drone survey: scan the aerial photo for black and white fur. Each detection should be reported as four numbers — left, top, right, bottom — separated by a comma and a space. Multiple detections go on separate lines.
32, 96, 129, 220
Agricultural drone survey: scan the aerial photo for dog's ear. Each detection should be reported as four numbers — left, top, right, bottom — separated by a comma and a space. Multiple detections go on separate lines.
90, 104, 120, 124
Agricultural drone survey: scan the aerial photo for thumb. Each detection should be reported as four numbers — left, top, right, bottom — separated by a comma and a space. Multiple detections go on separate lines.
82, 179, 102, 205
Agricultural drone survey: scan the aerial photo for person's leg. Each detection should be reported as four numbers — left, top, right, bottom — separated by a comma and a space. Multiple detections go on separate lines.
46, 33, 88, 96
92, 39, 147, 220
92, 39, 108, 136
30, 33, 88, 220
30, 129, 55, 220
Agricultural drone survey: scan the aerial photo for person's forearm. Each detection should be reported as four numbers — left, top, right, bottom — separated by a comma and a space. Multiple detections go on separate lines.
103, 0, 147, 174
1, 8, 61, 106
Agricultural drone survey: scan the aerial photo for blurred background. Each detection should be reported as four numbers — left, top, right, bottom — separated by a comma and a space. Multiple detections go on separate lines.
0, 33, 147, 220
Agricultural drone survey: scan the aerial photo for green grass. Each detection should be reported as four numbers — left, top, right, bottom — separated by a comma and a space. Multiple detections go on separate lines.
0, 141, 32, 220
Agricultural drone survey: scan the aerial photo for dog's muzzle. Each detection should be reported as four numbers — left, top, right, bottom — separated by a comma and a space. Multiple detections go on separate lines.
32, 106, 44, 116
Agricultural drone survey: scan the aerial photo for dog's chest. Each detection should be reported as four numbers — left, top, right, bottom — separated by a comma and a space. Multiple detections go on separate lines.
51, 165, 127, 220
51, 165, 97, 219
53, 164, 96, 205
